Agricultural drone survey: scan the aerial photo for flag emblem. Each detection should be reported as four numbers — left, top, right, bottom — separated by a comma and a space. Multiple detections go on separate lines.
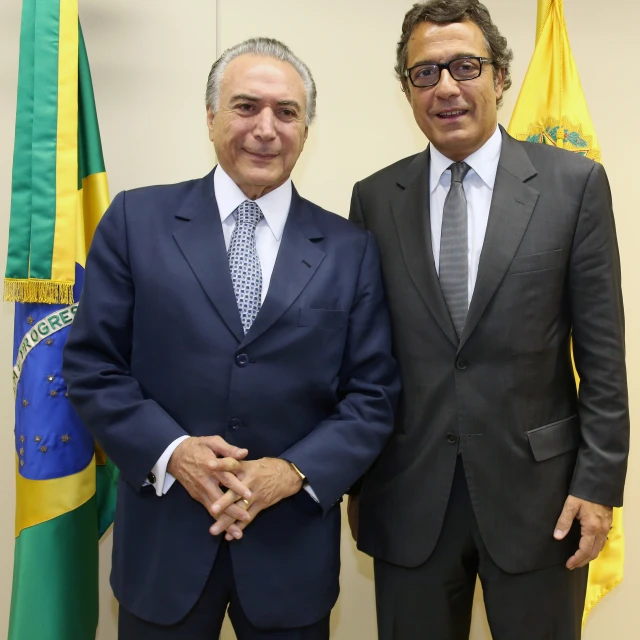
513, 116, 601, 162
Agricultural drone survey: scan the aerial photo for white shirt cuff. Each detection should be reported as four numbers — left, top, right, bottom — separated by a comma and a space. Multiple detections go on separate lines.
144, 435, 190, 496
304, 484, 320, 503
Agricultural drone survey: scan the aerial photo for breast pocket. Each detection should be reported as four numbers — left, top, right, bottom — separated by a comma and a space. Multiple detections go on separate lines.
507, 249, 563, 275
298, 308, 348, 330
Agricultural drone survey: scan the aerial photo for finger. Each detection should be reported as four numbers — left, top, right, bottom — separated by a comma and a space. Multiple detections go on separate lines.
210, 490, 241, 517
208, 436, 248, 460
576, 537, 599, 568
213, 470, 252, 500
213, 516, 245, 539
207, 457, 241, 473
589, 535, 608, 562
554, 500, 579, 539
220, 501, 252, 522
234, 503, 261, 533
196, 479, 224, 511
210, 513, 236, 536
224, 524, 244, 541
210, 491, 252, 522
566, 534, 596, 570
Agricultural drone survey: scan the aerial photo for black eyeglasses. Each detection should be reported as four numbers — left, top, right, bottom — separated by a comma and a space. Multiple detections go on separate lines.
404, 56, 493, 88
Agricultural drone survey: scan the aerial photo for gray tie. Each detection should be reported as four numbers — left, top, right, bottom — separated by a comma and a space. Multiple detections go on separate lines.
439, 162, 471, 338
228, 200, 264, 334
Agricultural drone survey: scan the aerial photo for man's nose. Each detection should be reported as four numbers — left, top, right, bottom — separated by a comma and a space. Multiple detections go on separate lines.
434, 69, 461, 100
254, 108, 277, 140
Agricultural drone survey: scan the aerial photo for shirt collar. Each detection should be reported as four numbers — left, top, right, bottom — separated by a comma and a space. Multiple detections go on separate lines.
429, 124, 502, 192
213, 164, 292, 241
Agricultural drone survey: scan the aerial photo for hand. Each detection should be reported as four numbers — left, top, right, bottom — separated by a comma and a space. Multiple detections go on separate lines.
167, 436, 253, 528
347, 494, 360, 542
554, 495, 613, 569
209, 458, 303, 539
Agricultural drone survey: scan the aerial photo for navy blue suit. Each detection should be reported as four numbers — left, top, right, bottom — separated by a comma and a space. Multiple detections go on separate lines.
62, 169, 398, 630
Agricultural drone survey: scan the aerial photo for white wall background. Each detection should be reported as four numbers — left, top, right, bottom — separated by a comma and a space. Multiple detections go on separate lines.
0, 1, 638, 638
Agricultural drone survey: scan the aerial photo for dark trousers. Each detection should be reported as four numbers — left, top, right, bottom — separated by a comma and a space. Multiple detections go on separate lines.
374, 459, 588, 640
118, 542, 330, 640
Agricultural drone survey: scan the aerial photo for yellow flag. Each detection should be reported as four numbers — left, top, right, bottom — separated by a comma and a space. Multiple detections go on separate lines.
508, 0, 623, 626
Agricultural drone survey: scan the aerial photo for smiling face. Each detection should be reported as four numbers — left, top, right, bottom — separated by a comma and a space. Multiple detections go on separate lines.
404, 20, 504, 161
207, 54, 308, 200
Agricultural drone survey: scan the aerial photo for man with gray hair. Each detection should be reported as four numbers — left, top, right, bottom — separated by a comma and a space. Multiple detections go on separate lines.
348, 1, 629, 638
63, 37, 398, 639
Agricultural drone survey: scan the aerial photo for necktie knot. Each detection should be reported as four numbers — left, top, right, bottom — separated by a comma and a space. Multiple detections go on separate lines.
236, 200, 264, 228
449, 162, 470, 184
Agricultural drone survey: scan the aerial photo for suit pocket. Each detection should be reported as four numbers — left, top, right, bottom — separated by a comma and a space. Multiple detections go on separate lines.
298, 308, 348, 330
526, 415, 580, 462
507, 249, 563, 275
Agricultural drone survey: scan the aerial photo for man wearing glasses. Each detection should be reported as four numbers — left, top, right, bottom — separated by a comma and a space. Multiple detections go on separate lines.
348, 1, 629, 638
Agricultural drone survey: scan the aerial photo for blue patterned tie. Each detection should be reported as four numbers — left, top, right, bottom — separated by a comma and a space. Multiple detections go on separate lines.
228, 200, 264, 333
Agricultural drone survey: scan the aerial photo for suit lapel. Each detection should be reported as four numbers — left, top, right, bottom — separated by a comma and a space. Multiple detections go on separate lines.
241, 188, 325, 347
459, 130, 540, 350
391, 148, 458, 346
172, 169, 244, 342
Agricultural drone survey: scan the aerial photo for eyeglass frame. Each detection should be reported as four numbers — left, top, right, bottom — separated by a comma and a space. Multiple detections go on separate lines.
404, 56, 494, 88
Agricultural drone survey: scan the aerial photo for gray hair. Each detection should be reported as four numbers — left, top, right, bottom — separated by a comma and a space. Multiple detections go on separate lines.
396, 0, 513, 107
205, 37, 317, 125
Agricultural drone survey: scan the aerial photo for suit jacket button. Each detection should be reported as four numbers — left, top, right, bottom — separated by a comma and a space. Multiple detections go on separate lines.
446, 433, 458, 444
236, 353, 249, 367
147, 472, 156, 484
456, 358, 468, 370
229, 418, 242, 430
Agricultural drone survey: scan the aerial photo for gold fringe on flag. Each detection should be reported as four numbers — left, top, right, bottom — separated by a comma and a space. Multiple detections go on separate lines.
4, 279, 74, 304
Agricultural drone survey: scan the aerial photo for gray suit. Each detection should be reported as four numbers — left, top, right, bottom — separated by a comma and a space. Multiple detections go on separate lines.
349, 127, 629, 637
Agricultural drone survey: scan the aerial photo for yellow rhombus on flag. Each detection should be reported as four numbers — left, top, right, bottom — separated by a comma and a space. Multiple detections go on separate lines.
508, 0, 623, 626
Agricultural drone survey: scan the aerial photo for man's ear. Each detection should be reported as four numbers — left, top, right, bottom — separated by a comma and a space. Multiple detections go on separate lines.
401, 80, 411, 103
206, 107, 215, 140
494, 67, 505, 103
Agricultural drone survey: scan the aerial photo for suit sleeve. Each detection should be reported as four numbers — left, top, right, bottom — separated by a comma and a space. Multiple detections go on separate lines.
344, 181, 368, 498
568, 162, 629, 507
348, 181, 366, 229
281, 230, 399, 514
62, 192, 189, 489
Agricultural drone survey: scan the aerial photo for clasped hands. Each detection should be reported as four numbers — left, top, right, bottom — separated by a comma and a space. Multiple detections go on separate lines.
167, 435, 303, 541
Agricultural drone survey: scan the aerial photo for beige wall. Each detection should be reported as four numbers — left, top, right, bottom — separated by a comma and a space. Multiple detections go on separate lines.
0, 1, 637, 638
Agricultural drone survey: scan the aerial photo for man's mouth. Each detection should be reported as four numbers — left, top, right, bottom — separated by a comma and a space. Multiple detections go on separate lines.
245, 149, 278, 160
436, 109, 467, 119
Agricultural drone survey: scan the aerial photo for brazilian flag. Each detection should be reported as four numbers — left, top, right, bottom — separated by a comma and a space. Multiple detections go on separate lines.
5, 1, 118, 638
508, 0, 624, 626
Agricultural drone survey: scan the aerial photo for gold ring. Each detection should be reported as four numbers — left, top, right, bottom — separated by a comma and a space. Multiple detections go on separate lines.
242, 499, 250, 508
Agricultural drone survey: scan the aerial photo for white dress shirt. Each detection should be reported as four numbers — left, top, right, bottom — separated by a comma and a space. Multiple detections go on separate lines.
429, 125, 502, 305
149, 165, 317, 502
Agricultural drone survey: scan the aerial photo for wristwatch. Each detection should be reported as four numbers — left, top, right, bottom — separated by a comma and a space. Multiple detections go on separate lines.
288, 461, 309, 488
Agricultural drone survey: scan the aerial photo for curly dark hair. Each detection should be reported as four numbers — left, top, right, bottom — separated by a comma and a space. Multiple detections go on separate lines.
395, 0, 513, 107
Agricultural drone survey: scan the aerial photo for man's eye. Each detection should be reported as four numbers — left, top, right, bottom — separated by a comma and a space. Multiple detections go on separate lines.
237, 103, 254, 112
415, 66, 436, 78
451, 60, 480, 76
